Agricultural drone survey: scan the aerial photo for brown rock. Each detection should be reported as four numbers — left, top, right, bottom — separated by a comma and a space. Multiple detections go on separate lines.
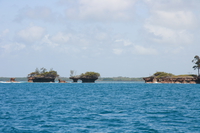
143, 76, 200, 84
58, 79, 67, 83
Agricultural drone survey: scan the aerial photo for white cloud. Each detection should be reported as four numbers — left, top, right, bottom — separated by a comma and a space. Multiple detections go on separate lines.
0, 42, 26, 55
31, 44, 43, 51
115, 39, 132, 46
113, 39, 157, 55
145, 24, 193, 44
66, 0, 136, 21
41, 34, 58, 48
15, 6, 59, 22
113, 48, 123, 55
147, 10, 197, 30
39, 32, 89, 53
17, 26, 45, 43
170, 46, 184, 54
95, 32, 108, 41
143, 0, 198, 45
0, 29, 26, 57
0, 29, 9, 37
0, 29, 10, 42
50, 32, 71, 44
133, 45, 157, 55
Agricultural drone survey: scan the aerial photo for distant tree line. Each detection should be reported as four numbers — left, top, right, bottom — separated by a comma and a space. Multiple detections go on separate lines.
98, 77, 144, 81
0, 77, 144, 82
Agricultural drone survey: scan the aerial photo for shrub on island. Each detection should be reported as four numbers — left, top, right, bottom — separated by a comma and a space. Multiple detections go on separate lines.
80, 72, 100, 79
153, 72, 174, 78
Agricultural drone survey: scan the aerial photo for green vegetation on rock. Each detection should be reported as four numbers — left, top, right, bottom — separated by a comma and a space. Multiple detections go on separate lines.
28, 68, 59, 78
153, 72, 174, 78
172, 74, 197, 78
151, 72, 197, 78
80, 72, 100, 78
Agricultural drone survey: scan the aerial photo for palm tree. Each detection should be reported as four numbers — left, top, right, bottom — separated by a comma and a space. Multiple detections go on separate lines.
192, 55, 200, 76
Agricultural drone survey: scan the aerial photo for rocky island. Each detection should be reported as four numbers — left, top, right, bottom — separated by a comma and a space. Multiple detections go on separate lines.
143, 72, 200, 84
144, 55, 200, 84
70, 71, 100, 83
28, 68, 59, 82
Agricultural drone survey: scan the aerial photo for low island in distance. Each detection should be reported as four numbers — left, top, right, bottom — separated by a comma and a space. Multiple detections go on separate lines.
143, 72, 200, 84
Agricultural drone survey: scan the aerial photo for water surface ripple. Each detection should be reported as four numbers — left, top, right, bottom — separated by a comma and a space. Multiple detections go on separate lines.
0, 83, 200, 132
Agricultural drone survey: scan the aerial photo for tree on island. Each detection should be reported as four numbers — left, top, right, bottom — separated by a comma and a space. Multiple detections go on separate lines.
192, 55, 200, 76
70, 70, 77, 77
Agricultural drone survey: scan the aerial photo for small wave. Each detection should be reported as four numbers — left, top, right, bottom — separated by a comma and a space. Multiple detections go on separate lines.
0, 81, 21, 83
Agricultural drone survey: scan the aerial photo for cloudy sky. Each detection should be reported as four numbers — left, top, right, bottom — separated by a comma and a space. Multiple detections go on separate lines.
0, 0, 200, 77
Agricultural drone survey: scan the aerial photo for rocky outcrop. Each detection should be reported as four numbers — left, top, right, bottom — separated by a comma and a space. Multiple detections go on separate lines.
69, 77, 79, 82
80, 77, 98, 83
58, 79, 67, 83
143, 76, 200, 84
70, 72, 100, 83
28, 77, 55, 82
28, 77, 33, 82
69, 76, 98, 83
27, 68, 58, 83
7, 78, 18, 82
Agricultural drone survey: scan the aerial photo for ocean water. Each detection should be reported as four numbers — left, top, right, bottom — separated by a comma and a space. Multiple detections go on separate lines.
0, 82, 200, 133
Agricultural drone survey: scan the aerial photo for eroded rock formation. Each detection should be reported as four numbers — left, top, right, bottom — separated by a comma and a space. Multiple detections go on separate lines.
28, 77, 55, 82
69, 77, 79, 82
69, 76, 98, 83
80, 77, 98, 83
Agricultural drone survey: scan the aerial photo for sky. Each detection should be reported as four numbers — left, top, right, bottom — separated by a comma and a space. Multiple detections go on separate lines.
0, 0, 200, 77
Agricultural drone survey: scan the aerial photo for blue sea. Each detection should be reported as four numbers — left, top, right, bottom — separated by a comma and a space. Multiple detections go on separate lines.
0, 82, 200, 133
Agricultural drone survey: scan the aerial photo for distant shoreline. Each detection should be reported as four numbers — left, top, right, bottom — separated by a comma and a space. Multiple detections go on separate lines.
0, 77, 144, 82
